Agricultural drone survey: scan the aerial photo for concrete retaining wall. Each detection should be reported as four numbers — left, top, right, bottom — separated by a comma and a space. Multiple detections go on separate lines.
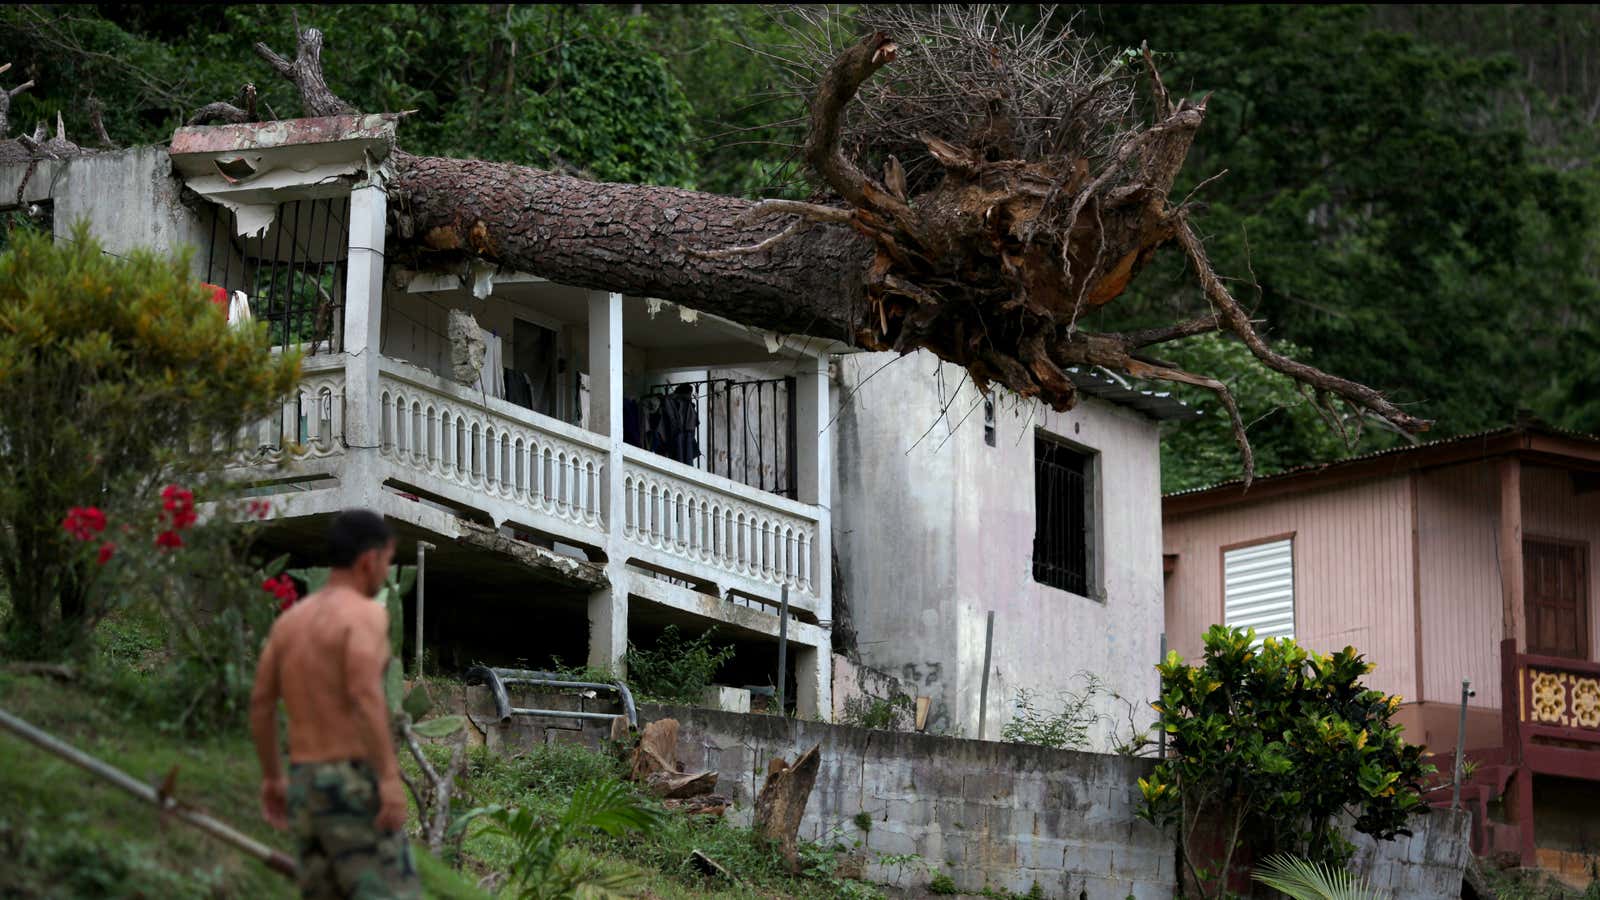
466, 687, 1471, 899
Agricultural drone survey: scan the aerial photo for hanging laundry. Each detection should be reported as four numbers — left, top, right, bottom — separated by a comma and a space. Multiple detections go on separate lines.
227, 290, 253, 328
662, 384, 701, 465
623, 397, 643, 449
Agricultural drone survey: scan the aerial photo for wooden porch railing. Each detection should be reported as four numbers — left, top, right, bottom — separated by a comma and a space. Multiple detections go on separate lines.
1499, 638, 1600, 866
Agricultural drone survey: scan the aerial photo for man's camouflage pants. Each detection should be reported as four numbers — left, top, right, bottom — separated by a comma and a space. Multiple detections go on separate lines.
287, 759, 420, 900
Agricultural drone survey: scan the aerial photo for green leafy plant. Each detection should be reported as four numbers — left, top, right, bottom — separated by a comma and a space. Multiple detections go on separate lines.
1253, 854, 1383, 900
840, 692, 915, 731
623, 625, 735, 704
1000, 674, 1107, 750
877, 852, 926, 889
0, 226, 298, 660
928, 872, 960, 894
1137, 626, 1432, 898
458, 779, 664, 899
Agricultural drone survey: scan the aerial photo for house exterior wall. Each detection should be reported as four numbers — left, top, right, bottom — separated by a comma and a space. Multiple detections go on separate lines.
834, 351, 1165, 749
1415, 462, 1505, 710
2, 146, 211, 270
1520, 463, 1600, 662
1167, 458, 1600, 753
1163, 475, 1418, 701
833, 352, 963, 735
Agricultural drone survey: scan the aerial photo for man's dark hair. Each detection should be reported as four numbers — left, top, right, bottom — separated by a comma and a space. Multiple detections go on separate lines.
327, 509, 394, 568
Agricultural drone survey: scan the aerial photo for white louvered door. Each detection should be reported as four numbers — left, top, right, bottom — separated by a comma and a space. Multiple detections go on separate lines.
1223, 538, 1295, 642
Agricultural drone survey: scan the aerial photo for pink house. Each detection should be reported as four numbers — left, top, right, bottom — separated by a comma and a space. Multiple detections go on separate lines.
1162, 424, 1600, 879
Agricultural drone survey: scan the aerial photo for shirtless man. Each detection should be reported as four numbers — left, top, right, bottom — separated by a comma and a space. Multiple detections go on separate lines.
250, 509, 419, 899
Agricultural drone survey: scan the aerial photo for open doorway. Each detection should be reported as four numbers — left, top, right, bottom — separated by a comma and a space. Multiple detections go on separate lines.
507, 318, 560, 419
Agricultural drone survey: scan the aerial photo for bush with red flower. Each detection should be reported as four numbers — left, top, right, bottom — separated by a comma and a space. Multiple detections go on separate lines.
0, 226, 300, 661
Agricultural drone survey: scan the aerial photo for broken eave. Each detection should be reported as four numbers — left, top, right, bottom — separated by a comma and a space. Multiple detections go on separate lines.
168, 113, 400, 235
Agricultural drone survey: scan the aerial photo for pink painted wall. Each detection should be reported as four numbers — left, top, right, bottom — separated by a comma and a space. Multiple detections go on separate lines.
1520, 464, 1600, 662
1163, 475, 1417, 700
1415, 463, 1504, 708
1167, 460, 1600, 719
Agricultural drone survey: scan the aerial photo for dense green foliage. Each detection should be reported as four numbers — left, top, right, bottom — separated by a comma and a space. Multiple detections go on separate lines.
0, 227, 299, 661
1076, 5, 1600, 487
1138, 627, 1432, 896
3, 5, 1596, 487
623, 625, 736, 704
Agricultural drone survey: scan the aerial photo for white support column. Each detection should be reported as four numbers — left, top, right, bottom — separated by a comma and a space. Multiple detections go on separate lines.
795, 353, 832, 720
796, 642, 832, 722
341, 178, 388, 511
586, 291, 628, 673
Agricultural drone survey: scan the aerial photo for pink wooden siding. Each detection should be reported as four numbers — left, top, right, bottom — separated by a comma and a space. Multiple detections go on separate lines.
1163, 475, 1417, 700
1520, 464, 1600, 662
1415, 463, 1504, 708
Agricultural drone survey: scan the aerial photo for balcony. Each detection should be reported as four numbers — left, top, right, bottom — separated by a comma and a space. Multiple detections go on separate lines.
172, 118, 836, 715
370, 357, 824, 617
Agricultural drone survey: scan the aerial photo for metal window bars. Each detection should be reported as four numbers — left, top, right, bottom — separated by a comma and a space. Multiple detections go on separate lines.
644, 376, 798, 499
1032, 435, 1090, 595
203, 197, 350, 355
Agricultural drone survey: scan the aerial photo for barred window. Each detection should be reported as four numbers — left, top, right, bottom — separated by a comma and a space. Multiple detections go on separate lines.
1033, 435, 1094, 596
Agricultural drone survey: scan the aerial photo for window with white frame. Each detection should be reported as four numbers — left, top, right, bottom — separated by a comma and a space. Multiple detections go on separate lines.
1223, 537, 1295, 641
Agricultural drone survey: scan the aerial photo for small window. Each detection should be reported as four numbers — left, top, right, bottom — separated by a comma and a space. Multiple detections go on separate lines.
1033, 435, 1094, 595
1223, 538, 1295, 641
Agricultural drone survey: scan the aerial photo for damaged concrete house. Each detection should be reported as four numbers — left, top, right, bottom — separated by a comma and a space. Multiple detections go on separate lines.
1, 115, 1190, 735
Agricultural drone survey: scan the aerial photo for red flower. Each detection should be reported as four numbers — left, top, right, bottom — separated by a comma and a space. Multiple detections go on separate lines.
96, 542, 116, 565
246, 499, 272, 520
155, 530, 184, 551
161, 484, 197, 531
262, 574, 299, 611
62, 507, 108, 541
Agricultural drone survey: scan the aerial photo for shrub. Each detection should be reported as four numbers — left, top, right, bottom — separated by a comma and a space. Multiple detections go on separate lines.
623, 625, 735, 703
1137, 626, 1432, 897
0, 226, 298, 660
1000, 674, 1107, 750
841, 691, 915, 731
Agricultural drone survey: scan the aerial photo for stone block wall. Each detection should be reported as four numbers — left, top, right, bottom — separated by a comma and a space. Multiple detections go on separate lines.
464, 686, 1471, 899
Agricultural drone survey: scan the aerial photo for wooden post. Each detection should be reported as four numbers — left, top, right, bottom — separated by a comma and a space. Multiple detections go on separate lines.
1498, 458, 1525, 647
977, 610, 995, 740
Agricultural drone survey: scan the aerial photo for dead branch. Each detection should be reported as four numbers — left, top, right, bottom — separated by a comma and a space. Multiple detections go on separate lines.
0, 62, 35, 137
1175, 217, 1431, 436
86, 97, 115, 149
187, 84, 258, 127
254, 26, 355, 118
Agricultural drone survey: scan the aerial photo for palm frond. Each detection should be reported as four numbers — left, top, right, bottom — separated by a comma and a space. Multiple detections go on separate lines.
1253, 853, 1387, 900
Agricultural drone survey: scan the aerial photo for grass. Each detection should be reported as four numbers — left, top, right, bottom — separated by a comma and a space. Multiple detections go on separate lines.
0, 607, 886, 899
0, 667, 294, 899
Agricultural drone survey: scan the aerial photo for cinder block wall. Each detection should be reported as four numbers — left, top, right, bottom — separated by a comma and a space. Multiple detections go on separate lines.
464, 686, 1471, 899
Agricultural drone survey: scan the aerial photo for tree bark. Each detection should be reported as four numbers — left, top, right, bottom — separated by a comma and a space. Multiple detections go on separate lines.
389, 153, 870, 342
754, 745, 822, 872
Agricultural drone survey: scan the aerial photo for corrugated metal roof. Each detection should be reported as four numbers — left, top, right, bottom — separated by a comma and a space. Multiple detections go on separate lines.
1164, 422, 1600, 499
1066, 367, 1200, 422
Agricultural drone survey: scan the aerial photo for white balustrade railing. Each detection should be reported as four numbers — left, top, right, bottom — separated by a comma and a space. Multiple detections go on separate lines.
376, 360, 607, 535
621, 446, 818, 601
233, 354, 347, 464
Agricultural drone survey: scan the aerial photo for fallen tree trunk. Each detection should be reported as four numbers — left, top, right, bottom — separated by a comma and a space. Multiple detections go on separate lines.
205, 13, 1433, 482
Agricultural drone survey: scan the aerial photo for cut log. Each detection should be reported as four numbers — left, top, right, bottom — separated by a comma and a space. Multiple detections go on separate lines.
669, 796, 732, 818
645, 769, 718, 799
754, 744, 822, 872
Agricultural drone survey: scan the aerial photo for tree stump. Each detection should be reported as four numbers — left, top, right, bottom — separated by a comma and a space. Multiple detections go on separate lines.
754, 744, 822, 872
629, 718, 680, 783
